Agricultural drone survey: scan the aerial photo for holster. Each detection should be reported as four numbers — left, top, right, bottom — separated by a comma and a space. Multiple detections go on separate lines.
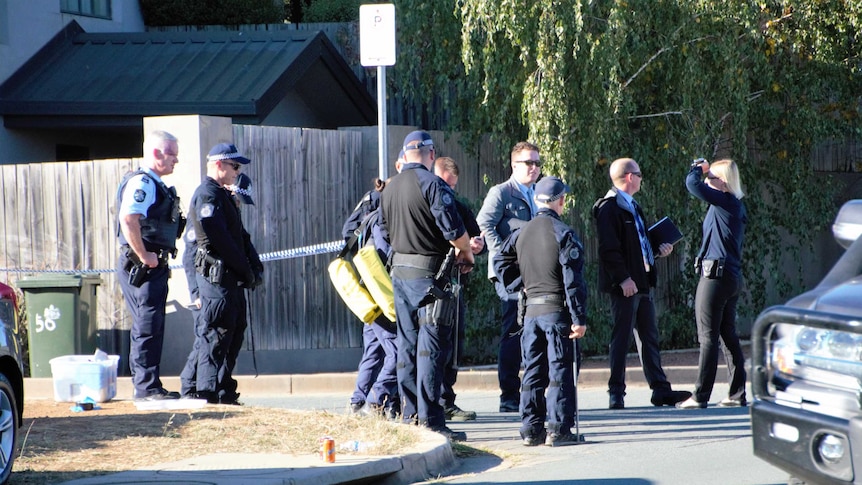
122, 248, 149, 288
701, 258, 725, 279
195, 247, 224, 285
517, 289, 527, 326
421, 285, 459, 327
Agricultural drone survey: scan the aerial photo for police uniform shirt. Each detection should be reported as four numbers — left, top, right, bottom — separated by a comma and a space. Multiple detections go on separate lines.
380, 162, 466, 256
495, 209, 588, 326
191, 177, 253, 280
118, 167, 163, 218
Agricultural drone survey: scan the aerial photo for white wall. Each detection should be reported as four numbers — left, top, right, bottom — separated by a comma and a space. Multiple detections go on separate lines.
0, 0, 145, 164
0, 0, 145, 84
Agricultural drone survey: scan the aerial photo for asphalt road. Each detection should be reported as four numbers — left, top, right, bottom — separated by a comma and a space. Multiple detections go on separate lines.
245, 383, 790, 485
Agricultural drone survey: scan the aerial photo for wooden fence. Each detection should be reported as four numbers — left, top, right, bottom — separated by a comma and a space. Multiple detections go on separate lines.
0, 124, 512, 358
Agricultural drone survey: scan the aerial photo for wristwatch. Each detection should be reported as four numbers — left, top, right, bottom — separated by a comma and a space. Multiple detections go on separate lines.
691, 158, 706, 168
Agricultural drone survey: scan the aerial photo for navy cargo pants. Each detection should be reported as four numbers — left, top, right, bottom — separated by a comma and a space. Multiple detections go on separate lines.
351, 316, 399, 410
118, 257, 171, 399
392, 275, 453, 429
520, 310, 576, 437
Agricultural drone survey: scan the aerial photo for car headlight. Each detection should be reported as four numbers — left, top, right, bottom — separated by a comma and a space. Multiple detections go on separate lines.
772, 324, 862, 388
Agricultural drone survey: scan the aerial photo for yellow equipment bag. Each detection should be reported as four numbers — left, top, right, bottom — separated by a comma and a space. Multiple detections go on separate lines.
327, 257, 382, 324
353, 245, 396, 322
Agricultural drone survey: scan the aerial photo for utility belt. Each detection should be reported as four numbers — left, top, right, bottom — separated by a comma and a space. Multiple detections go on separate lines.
194, 247, 226, 285
121, 245, 172, 266
407, 250, 459, 328
120, 245, 171, 288
694, 257, 725, 279
391, 253, 444, 279
525, 294, 566, 307
518, 292, 566, 326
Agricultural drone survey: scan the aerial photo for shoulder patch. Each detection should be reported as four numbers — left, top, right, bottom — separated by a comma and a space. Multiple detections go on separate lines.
133, 189, 146, 203
184, 228, 196, 242
569, 246, 580, 260
441, 192, 454, 206
199, 203, 214, 219
141, 176, 151, 185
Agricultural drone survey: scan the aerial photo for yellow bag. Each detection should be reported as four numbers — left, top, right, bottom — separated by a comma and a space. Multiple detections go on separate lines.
328, 257, 382, 323
353, 245, 396, 322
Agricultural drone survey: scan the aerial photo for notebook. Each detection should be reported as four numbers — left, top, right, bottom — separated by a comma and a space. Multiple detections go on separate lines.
648, 216, 684, 248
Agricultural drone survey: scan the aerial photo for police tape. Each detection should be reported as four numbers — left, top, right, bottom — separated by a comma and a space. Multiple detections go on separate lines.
0, 240, 347, 274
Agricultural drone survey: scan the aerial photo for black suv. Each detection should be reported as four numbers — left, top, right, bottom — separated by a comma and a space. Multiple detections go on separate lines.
751, 199, 862, 484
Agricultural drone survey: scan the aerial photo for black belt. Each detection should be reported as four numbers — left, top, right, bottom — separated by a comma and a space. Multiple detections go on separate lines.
525, 294, 566, 307
392, 253, 444, 272
121, 245, 171, 265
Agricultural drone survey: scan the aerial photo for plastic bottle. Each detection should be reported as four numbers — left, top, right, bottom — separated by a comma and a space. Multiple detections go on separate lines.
339, 440, 373, 452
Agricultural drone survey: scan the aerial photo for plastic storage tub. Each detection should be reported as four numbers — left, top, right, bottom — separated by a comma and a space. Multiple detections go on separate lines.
49, 354, 120, 402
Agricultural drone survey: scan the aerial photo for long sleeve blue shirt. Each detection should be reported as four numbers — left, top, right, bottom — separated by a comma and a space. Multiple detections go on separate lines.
685, 165, 747, 277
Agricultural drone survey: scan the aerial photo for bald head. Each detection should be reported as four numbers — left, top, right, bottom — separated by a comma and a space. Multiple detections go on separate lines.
610, 158, 642, 195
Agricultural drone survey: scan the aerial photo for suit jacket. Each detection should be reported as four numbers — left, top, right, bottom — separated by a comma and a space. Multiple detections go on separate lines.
593, 188, 658, 293
476, 175, 533, 281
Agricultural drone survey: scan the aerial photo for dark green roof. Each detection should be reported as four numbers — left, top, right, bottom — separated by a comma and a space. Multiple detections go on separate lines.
0, 21, 375, 130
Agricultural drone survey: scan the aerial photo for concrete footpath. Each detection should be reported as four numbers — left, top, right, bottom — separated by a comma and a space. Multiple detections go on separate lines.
23, 352, 707, 485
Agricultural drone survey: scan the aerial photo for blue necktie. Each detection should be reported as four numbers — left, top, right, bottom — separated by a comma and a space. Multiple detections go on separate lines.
632, 200, 655, 268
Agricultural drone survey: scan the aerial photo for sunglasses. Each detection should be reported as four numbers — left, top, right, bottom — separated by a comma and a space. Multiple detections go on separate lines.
224, 161, 241, 171
627, 171, 642, 178
515, 159, 543, 167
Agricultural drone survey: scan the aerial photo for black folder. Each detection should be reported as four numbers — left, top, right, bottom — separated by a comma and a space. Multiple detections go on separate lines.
648, 216, 684, 248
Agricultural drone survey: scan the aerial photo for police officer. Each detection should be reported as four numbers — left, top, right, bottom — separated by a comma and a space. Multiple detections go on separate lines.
380, 131, 474, 442
183, 143, 262, 404
433, 157, 484, 422
116, 130, 184, 401
343, 166, 399, 419
180, 173, 259, 403
493, 176, 588, 447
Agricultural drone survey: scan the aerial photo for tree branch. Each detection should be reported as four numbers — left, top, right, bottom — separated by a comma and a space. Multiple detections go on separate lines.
628, 111, 683, 119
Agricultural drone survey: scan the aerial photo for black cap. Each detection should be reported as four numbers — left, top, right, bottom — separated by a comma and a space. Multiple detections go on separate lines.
402, 130, 434, 151
534, 176, 570, 203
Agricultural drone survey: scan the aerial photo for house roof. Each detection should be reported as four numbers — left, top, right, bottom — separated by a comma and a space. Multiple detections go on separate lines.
0, 21, 376, 130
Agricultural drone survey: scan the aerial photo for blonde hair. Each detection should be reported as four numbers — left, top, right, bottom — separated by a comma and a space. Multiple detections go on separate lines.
710, 159, 744, 199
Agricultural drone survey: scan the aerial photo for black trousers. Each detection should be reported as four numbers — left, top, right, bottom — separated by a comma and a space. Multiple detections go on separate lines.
607, 291, 670, 395
693, 272, 746, 402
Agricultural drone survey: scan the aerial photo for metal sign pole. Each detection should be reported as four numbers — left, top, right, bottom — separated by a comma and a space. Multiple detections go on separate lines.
377, 66, 388, 181
360, 3, 396, 183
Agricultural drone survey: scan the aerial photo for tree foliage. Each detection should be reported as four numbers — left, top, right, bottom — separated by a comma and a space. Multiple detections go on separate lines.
394, 1, 861, 355
139, 0, 284, 26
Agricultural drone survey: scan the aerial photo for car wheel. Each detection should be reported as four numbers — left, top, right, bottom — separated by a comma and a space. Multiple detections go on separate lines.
0, 373, 19, 484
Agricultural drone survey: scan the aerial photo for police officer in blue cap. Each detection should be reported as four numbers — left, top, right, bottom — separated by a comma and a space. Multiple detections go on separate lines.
494, 176, 588, 447
380, 130, 474, 442
183, 143, 263, 404
117, 130, 185, 401
180, 172, 258, 403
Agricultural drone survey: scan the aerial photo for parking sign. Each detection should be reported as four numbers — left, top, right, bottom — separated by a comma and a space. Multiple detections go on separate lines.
360, 4, 396, 67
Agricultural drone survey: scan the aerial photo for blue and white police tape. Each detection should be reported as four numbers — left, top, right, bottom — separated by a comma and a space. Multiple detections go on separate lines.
0, 240, 347, 274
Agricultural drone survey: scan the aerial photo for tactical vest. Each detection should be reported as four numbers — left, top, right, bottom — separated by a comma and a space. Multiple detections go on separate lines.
117, 169, 183, 251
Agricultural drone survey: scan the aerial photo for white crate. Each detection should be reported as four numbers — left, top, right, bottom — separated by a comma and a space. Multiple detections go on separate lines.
48, 354, 120, 403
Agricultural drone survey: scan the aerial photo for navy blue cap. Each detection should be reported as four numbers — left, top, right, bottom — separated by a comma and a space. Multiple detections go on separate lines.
206, 143, 251, 164
535, 176, 570, 203
402, 131, 433, 151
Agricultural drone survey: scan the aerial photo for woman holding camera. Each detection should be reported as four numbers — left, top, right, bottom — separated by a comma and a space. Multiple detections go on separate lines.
677, 159, 748, 409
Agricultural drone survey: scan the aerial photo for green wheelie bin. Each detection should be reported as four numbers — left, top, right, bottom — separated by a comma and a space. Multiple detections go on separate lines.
16, 274, 101, 377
